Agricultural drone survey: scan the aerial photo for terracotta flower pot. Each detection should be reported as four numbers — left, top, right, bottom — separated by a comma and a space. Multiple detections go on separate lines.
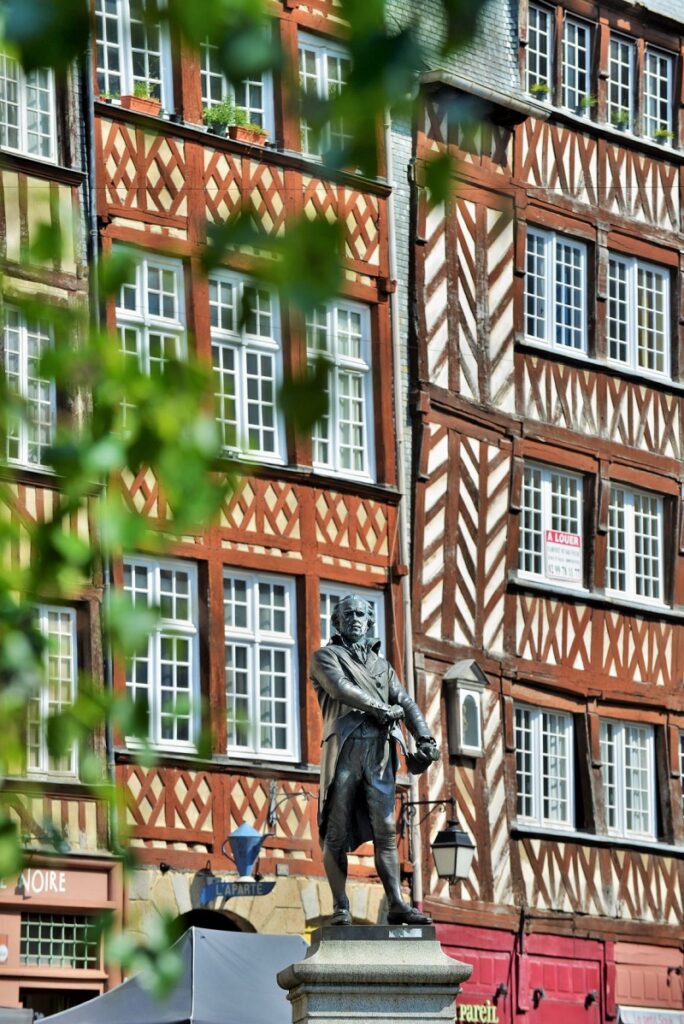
121, 95, 162, 117
227, 124, 268, 146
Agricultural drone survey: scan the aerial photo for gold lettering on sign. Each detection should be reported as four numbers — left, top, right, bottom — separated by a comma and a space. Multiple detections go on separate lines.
456, 1002, 499, 1023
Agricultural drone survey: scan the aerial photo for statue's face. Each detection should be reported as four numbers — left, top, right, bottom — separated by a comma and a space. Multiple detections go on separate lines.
337, 599, 371, 642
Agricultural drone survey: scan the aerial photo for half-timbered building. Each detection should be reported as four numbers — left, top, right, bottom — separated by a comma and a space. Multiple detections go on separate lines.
399, 0, 684, 1020
89, 0, 407, 943
0, 52, 123, 1014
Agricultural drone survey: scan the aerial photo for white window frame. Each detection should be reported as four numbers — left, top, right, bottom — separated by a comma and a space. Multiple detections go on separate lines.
224, 570, 299, 762
319, 582, 386, 652
514, 704, 575, 830
606, 484, 664, 605
561, 16, 592, 113
200, 39, 274, 135
27, 605, 78, 778
600, 719, 656, 840
115, 249, 186, 426
525, 227, 587, 353
3, 305, 56, 469
298, 31, 351, 157
644, 47, 674, 139
94, 0, 174, 110
122, 556, 200, 750
518, 463, 585, 588
607, 254, 670, 379
209, 270, 284, 463
0, 54, 57, 162
607, 33, 635, 130
680, 730, 684, 817
306, 299, 375, 481
526, 4, 554, 97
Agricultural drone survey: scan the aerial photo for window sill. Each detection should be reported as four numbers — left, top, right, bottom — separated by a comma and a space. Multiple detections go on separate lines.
508, 570, 684, 621
0, 148, 85, 186
527, 103, 684, 162
115, 746, 320, 776
518, 337, 684, 393
512, 823, 683, 857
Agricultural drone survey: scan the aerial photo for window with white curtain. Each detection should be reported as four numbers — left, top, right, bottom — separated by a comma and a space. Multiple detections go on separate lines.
561, 17, 591, 112
123, 557, 199, 748
94, 0, 173, 108
3, 306, 55, 468
200, 40, 273, 134
607, 255, 669, 377
515, 705, 574, 829
306, 299, 374, 480
606, 485, 663, 603
298, 32, 351, 156
600, 720, 655, 839
27, 606, 78, 776
209, 272, 283, 461
0, 53, 56, 160
525, 228, 587, 352
526, 5, 553, 95
644, 47, 674, 139
518, 464, 584, 587
224, 571, 299, 761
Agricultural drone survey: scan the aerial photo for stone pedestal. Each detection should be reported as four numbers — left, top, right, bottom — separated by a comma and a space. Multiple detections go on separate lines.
277, 924, 472, 1024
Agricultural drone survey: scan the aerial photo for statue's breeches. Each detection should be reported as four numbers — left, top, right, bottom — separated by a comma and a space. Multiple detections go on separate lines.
322, 723, 396, 854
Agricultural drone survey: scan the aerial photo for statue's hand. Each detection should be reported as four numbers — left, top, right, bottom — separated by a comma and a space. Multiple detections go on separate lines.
406, 736, 440, 774
385, 704, 405, 723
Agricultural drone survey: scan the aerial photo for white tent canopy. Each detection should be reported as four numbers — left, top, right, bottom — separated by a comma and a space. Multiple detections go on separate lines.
41, 928, 306, 1024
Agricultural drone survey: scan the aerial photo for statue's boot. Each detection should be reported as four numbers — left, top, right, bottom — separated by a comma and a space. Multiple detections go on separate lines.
386, 903, 433, 925
329, 897, 352, 926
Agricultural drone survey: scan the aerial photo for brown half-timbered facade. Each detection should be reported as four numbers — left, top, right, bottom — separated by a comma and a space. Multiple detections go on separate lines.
0, 57, 123, 1013
89, 0, 408, 940
405, 0, 684, 1020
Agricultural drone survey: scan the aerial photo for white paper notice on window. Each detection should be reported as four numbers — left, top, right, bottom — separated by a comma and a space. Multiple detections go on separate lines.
545, 529, 582, 581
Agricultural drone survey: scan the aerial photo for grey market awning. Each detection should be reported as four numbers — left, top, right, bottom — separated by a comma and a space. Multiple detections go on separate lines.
41, 927, 306, 1024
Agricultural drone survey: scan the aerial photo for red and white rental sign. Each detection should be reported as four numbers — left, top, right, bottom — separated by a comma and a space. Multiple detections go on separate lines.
545, 530, 582, 582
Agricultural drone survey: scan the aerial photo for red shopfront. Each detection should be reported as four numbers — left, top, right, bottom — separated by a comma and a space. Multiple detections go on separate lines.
0, 857, 122, 1016
438, 925, 605, 1023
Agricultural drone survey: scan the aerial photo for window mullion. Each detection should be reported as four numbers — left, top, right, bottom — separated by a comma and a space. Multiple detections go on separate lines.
533, 709, 543, 824
627, 258, 637, 371
547, 234, 556, 346
121, 0, 133, 95
617, 724, 626, 836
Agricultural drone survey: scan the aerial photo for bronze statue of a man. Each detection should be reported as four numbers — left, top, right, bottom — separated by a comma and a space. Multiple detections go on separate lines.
310, 594, 440, 926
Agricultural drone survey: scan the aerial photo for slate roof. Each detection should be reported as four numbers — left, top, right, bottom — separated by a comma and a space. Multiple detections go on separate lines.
627, 0, 684, 25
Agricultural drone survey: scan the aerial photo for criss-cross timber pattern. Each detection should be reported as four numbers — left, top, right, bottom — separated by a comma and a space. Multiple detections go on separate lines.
1, 482, 91, 573
519, 118, 598, 207
604, 848, 684, 924
314, 491, 391, 563
604, 144, 679, 231
120, 466, 169, 520
101, 120, 187, 223
303, 177, 380, 269
516, 595, 593, 670
228, 775, 322, 871
518, 836, 606, 916
605, 377, 681, 459
4, 789, 104, 851
521, 355, 600, 436
601, 611, 674, 686
220, 478, 301, 549
123, 765, 214, 845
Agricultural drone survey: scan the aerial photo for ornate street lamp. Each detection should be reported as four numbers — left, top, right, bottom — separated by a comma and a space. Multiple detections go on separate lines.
400, 797, 476, 883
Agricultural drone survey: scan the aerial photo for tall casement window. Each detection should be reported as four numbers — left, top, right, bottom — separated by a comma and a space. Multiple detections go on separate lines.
306, 300, 374, 479
607, 34, 635, 129
123, 558, 199, 748
515, 705, 574, 829
319, 583, 386, 650
94, 0, 173, 108
607, 255, 669, 377
209, 273, 282, 461
28, 606, 77, 776
0, 54, 56, 160
298, 33, 351, 156
525, 228, 587, 352
3, 306, 55, 468
519, 464, 584, 587
561, 17, 591, 111
224, 571, 298, 761
526, 5, 553, 95
116, 252, 186, 426
644, 48, 674, 139
200, 41, 273, 133
606, 485, 663, 603
600, 720, 656, 839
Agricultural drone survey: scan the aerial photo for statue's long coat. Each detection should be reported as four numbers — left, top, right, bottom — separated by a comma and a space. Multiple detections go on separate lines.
309, 635, 432, 852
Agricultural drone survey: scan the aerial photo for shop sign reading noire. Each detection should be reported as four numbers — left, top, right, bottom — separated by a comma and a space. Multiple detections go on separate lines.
0, 869, 67, 896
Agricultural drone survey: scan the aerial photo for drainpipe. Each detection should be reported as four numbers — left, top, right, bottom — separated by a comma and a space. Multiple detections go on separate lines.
383, 108, 425, 910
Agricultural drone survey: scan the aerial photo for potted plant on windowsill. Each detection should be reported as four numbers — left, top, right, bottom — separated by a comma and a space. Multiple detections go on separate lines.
203, 99, 268, 145
121, 81, 162, 117
654, 127, 674, 145
610, 107, 630, 131
530, 82, 550, 101
576, 94, 597, 117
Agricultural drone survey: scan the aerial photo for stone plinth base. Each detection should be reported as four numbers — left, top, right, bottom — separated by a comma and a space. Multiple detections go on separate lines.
277, 924, 472, 1024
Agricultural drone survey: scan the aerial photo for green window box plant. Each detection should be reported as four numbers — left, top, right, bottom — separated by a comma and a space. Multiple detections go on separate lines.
121, 81, 162, 116
530, 82, 550, 99
203, 99, 267, 145
654, 127, 674, 144
610, 107, 630, 130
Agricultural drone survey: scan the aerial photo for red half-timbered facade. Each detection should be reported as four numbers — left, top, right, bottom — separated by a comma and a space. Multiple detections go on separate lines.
408, 0, 684, 1021
90, 0, 407, 939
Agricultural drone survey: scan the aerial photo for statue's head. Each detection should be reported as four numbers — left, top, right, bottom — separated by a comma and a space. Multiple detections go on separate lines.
331, 594, 375, 643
